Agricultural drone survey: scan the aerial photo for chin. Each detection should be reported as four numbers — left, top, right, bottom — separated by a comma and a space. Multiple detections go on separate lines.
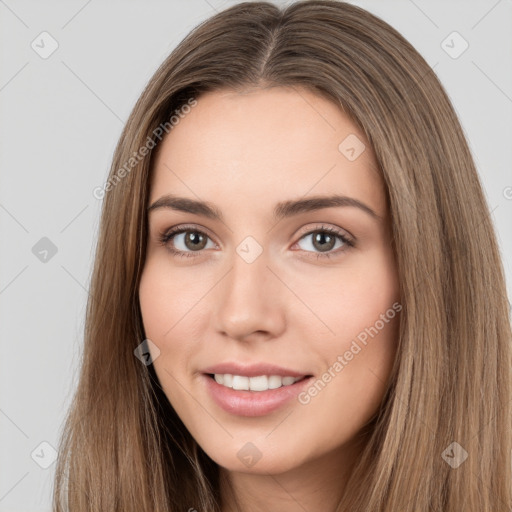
204, 442, 305, 476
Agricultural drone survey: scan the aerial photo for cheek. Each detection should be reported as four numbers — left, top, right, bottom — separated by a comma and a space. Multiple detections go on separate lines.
295, 274, 399, 445
295, 245, 399, 343
138, 256, 210, 342
294, 247, 399, 418
138, 261, 194, 378
138, 257, 218, 403
295, 315, 398, 459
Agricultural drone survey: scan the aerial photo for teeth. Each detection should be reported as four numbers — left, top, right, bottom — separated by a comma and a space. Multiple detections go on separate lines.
213, 374, 302, 391
232, 375, 249, 390
268, 375, 281, 389
248, 375, 268, 391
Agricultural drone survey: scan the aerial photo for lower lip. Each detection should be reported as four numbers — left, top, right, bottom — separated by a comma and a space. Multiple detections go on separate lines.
202, 374, 313, 417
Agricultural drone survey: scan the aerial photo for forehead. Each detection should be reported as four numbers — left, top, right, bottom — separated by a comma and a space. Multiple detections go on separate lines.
149, 86, 386, 220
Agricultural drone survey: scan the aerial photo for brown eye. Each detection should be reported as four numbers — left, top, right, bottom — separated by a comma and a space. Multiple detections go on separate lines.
182, 231, 208, 251
159, 226, 215, 257
295, 226, 354, 259
311, 231, 336, 252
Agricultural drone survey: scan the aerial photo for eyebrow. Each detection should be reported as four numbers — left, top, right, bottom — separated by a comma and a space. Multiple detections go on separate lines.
148, 193, 380, 222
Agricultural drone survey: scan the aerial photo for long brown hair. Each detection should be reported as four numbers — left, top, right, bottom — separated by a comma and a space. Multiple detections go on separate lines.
53, 1, 512, 510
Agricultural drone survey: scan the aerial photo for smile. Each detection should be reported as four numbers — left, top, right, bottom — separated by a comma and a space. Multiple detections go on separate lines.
203, 373, 313, 417
211, 373, 304, 391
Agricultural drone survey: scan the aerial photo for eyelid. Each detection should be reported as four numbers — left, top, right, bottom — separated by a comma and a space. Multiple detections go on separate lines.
159, 222, 353, 242
295, 223, 354, 243
159, 223, 218, 244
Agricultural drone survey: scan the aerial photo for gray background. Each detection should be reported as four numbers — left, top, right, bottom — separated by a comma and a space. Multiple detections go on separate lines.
1, 0, 511, 510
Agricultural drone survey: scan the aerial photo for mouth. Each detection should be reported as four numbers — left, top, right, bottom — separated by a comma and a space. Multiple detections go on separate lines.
202, 373, 314, 417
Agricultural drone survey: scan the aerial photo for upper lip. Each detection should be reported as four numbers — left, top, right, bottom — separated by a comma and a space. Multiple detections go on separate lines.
201, 362, 311, 378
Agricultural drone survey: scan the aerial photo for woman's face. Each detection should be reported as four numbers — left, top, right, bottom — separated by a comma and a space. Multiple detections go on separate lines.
139, 86, 400, 475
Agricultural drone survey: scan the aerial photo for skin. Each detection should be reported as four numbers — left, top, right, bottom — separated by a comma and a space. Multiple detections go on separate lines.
138, 86, 400, 512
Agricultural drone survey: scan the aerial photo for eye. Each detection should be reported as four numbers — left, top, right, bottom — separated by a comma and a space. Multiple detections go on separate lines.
294, 225, 354, 259
157, 225, 216, 258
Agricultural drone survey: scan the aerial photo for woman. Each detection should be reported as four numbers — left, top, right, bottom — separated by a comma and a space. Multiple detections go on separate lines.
53, 1, 512, 510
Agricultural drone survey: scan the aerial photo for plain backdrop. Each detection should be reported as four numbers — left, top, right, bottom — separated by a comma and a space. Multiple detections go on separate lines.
0, 0, 511, 510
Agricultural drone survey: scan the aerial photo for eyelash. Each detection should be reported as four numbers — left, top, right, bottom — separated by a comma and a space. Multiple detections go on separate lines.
157, 224, 354, 260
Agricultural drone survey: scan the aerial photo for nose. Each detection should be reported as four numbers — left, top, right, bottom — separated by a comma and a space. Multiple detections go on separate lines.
212, 249, 286, 343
